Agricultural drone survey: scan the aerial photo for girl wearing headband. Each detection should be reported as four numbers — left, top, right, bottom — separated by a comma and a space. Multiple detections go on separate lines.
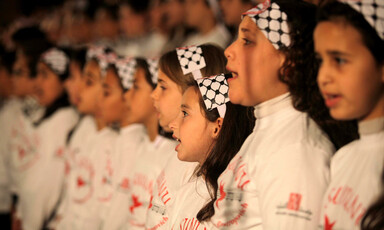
167, 72, 254, 228
210, 0, 356, 229
100, 57, 146, 230
57, 46, 118, 230
17, 47, 79, 230
182, 0, 231, 48
315, 0, 384, 229
145, 44, 226, 229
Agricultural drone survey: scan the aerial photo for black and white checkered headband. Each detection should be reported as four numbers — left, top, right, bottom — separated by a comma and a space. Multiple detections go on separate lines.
41, 48, 69, 76
176, 45, 207, 80
146, 58, 159, 85
242, 0, 291, 50
115, 57, 136, 91
339, 0, 384, 40
86, 46, 117, 77
196, 73, 230, 118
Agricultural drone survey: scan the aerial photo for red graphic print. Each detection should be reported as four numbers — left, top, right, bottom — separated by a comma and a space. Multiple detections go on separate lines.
120, 178, 130, 189
130, 194, 143, 214
324, 215, 335, 230
18, 147, 26, 159
216, 181, 226, 208
179, 218, 206, 230
148, 195, 153, 209
287, 193, 302, 211
77, 176, 86, 187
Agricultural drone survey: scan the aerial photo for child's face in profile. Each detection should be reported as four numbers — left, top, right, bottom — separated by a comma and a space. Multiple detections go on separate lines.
12, 52, 35, 98
77, 60, 103, 116
315, 20, 384, 121
224, 16, 287, 106
169, 87, 217, 165
100, 68, 128, 126
64, 61, 83, 106
151, 69, 183, 130
126, 67, 157, 124
34, 62, 64, 107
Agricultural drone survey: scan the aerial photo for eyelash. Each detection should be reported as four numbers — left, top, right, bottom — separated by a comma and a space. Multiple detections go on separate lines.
242, 38, 253, 46
182, 110, 188, 118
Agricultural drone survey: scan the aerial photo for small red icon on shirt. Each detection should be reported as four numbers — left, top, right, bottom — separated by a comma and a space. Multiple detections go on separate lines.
324, 215, 335, 230
287, 193, 302, 211
216, 181, 226, 208
77, 176, 85, 187
130, 194, 142, 214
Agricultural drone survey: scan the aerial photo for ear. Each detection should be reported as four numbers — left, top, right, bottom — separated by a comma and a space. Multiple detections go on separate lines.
211, 117, 224, 139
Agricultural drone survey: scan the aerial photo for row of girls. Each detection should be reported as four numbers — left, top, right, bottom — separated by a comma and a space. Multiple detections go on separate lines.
0, 0, 383, 230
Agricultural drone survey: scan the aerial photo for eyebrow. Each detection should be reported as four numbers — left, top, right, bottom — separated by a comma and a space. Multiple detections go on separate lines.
158, 78, 166, 84
181, 104, 190, 110
326, 50, 352, 57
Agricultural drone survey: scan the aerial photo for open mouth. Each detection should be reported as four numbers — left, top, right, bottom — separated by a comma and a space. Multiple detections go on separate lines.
226, 72, 238, 82
172, 135, 181, 151
323, 93, 342, 108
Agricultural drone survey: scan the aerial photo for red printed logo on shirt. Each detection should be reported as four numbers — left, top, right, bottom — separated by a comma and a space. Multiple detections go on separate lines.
178, 218, 207, 230
215, 181, 226, 209
287, 193, 302, 211
130, 194, 143, 214
324, 215, 336, 230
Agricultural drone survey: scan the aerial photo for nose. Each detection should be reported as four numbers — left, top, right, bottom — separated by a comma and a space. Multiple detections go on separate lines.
224, 42, 235, 61
151, 85, 159, 101
168, 111, 182, 133
317, 62, 332, 88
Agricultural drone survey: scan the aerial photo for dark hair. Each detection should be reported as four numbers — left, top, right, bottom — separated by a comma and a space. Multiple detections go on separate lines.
95, 3, 119, 20
69, 47, 87, 71
0, 49, 16, 74
187, 83, 255, 221
275, 0, 358, 150
12, 26, 52, 78
121, 0, 151, 14
361, 164, 384, 230
159, 44, 227, 93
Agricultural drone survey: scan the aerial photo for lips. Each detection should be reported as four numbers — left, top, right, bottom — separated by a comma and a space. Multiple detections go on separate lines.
172, 134, 181, 151
323, 93, 342, 108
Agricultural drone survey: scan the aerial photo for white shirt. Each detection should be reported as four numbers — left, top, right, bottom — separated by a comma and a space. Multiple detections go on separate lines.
123, 135, 176, 230
182, 24, 230, 49
210, 93, 334, 230
145, 154, 198, 230
51, 115, 97, 228
18, 107, 78, 230
57, 127, 117, 230
318, 117, 384, 230
0, 97, 22, 213
101, 124, 146, 230
168, 176, 211, 230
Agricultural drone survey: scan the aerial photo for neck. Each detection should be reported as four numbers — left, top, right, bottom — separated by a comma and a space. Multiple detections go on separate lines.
360, 92, 384, 122
144, 114, 159, 142
95, 116, 106, 131
120, 116, 133, 128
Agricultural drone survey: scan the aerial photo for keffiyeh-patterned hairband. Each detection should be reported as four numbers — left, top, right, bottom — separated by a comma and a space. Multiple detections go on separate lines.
176, 45, 207, 80
41, 48, 69, 75
242, 0, 291, 50
197, 74, 230, 118
114, 57, 136, 91
339, 0, 384, 40
146, 58, 159, 85
86, 46, 117, 76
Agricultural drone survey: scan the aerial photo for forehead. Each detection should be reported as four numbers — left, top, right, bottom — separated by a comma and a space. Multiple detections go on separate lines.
239, 16, 260, 36
105, 68, 120, 84
182, 86, 199, 104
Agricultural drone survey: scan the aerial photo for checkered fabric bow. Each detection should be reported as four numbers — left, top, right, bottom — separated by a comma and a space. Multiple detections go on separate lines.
146, 58, 159, 85
86, 46, 117, 77
340, 0, 384, 40
41, 48, 69, 75
115, 57, 136, 91
176, 45, 207, 80
196, 73, 230, 118
242, 0, 291, 50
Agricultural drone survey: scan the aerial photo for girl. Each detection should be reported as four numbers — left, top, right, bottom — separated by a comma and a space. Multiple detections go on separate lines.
146, 44, 228, 230
210, 0, 356, 229
168, 73, 255, 229
56, 46, 118, 230
315, 1, 384, 229
100, 56, 147, 230
182, 0, 230, 48
17, 47, 78, 230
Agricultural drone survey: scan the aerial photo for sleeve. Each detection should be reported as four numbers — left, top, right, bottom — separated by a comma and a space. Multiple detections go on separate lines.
256, 143, 330, 230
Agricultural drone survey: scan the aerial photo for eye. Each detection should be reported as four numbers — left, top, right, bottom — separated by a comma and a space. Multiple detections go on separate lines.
242, 38, 253, 46
182, 110, 188, 118
86, 79, 93, 86
334, 57, 347, 65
